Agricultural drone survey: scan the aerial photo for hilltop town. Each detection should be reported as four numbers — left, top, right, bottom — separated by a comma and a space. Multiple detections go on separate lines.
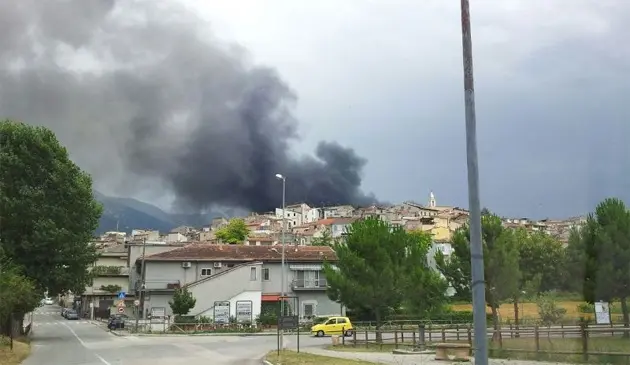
94, 192, 586, 248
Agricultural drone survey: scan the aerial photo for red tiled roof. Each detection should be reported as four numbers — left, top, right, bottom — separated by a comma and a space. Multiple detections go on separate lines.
316, 218, 336, 225
144, 243, 337, 262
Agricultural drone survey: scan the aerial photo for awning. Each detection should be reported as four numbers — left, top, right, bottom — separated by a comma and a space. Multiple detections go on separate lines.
262, 294, 281, 302
289, 264, 323, 271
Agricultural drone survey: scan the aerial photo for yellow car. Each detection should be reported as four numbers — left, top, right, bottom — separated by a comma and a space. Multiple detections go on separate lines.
311, 316, 354, 337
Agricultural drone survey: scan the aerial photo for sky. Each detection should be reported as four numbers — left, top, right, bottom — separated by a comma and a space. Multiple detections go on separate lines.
1, 0, 629, 219
184, 0, 630, 218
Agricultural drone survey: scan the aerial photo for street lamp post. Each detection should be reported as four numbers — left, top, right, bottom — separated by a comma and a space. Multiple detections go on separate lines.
275, 173, 287, 349
459, 1, 488, 364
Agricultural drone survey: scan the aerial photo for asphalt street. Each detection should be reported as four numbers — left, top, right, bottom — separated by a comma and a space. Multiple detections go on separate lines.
23, 305, 324, 365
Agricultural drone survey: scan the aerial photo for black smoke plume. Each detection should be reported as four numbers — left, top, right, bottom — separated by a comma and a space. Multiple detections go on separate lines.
0, 0, 376, 212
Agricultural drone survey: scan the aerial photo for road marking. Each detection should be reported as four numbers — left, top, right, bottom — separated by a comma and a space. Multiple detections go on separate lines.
60, 321, 87, 347
60, 321, 111, 365
95, 353, 112, 365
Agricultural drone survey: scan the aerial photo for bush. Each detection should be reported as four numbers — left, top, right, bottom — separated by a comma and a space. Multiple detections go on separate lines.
386, 309, 492, 324
537, 292, 567, 326
577, 302, 594, 314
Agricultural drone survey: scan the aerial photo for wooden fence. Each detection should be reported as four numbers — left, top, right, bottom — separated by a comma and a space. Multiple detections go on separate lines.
337, 324, 630, 364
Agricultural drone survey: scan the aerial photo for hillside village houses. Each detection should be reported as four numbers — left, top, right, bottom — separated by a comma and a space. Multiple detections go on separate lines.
76, 192, 584, 320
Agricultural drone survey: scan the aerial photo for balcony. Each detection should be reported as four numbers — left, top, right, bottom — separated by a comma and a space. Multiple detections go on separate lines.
135, 280, 181, 291
291, 279, 327, 291
91, 266, 130, 276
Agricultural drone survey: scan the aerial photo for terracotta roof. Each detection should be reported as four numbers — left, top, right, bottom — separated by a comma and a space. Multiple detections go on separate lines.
316, 218, 336, 225
332, 218, 357, 224
144, 243, 337, 262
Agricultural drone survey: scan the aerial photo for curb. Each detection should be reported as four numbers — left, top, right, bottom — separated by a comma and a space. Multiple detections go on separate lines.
262, 361, 274, 365
128, 332, 290, 337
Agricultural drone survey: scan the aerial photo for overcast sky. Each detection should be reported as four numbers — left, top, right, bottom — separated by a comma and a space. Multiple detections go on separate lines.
181, 0, 630, 218
1, 0, 628, 219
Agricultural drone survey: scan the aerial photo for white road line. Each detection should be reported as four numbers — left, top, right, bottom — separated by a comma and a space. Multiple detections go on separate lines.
60, 321, 111, 365
95, 353, 112, 365
60, 322, 87, 347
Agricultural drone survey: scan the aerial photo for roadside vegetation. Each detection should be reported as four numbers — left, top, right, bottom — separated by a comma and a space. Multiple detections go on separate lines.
0, 121, 102, 361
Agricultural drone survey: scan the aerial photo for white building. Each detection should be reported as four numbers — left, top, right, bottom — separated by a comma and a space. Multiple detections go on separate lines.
275, 203, 321, 228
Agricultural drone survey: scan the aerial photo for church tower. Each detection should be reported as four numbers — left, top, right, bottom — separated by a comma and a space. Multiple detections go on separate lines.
428, 191, 437, 208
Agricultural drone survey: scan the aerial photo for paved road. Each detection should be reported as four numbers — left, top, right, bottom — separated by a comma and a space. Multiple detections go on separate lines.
22, 306, 281, 365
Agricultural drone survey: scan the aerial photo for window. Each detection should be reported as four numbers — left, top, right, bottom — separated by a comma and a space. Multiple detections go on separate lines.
337, 317, 347, 324
250, 267, 257, 281
303, 302, 316, 318
325, 318, 336, 325
262, 268, 270, 281
201, 268, 212, 277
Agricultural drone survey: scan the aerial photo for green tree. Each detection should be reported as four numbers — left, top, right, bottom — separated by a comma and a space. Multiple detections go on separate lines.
512, 229, 564, 330
401, 230, 449, 317
324, 217, 447, 341
169, 287, 197, 316
437, 212, 520, 342
0, 121, 102, 322
581, 198, 630, 334
0, 260, 41, 337
311, 228, 335, 246
563, 227, 586, 293
215, 218, 250, 244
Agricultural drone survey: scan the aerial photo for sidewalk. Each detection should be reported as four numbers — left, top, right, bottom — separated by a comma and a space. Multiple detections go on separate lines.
300, 347, 572, 364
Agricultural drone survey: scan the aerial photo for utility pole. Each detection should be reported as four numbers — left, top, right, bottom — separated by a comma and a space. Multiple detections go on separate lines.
459, 0, 488, 364
275, 173, 287, 350
135, 237, 147, 330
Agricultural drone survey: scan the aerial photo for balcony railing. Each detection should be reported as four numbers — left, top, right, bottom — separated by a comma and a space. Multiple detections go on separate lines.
91, 266, 130, 276
135, 280, 181, 291
291, 279, 327, 290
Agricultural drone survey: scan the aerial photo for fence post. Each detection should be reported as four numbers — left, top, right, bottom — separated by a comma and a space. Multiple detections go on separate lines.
342, 326, 345, 346
441, 327, 446, 342
580, 321, 588, 362
394, 329, 398, 349
365, 329, 369, 349
352, 328, 357, 347
561, 323, 564, 338
428, 323, 432, 342
534, 325, 540, 359
467, 324, 472, 345
418, 324, 426, 351
456, 324, 460, 341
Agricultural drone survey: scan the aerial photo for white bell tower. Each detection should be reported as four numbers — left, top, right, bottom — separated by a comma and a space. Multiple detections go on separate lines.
428, 191, 437, 208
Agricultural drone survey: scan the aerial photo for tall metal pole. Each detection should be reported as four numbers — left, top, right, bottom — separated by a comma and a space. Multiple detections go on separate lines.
137, 238, 147, 325
459, 1, 488, 364
280, 176, 286, 349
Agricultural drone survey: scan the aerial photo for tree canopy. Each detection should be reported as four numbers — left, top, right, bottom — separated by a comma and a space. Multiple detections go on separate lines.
169, 287, 197, 316
437, 211, 520, 341
215, 218, 250, 244
578, 198, 630, 331
324, 217, 447, 332
0, 120, 102, 297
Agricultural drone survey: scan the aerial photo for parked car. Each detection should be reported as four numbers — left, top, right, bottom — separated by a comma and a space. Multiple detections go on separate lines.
65, 309, 79, 320
310, 316, 354, 337
107, 314, 129, 330
61, 308, 68, 318
43, 298, 54, 305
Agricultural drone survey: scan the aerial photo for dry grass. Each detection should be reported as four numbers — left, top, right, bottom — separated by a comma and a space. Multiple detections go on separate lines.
265, 350, 377, 364
491, 336, 630, 364
450, 301, 623, 322
0, 339, 31, 365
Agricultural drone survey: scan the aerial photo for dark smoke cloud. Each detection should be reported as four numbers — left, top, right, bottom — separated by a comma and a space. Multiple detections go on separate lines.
0, 0, 376, 212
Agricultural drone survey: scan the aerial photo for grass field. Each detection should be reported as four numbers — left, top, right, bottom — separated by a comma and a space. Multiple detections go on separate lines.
0, 338, 30, 365
450, 301, 622, 323
265, 350, 377, 364
492, 336, 630, 364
